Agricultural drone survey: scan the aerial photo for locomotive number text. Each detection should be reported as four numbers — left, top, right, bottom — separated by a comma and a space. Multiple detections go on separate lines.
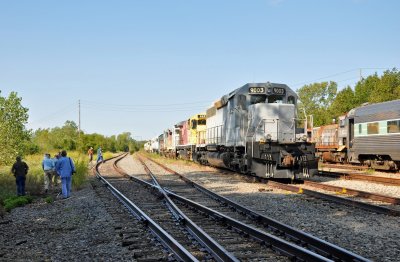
249, 87, 265, 94
271, 87, 286, 95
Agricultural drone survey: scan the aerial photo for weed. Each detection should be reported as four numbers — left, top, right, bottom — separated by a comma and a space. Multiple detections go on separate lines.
366, 168, 375, 175
44, 196, 54, 204
4, 195, 33, 212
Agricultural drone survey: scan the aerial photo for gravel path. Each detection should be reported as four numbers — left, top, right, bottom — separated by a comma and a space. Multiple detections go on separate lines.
0, 179, 139, 261
129, 154, 400, 262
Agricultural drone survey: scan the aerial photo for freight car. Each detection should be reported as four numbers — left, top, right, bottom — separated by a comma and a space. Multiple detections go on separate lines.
313, 99, 400, 171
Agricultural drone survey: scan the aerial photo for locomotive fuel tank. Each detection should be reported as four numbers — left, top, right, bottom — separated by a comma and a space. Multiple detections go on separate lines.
206, 152, 232, 169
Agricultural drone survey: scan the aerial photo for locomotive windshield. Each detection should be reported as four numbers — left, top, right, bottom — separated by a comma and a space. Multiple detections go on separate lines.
250, 94, 267, 105
267, 95, 283, 104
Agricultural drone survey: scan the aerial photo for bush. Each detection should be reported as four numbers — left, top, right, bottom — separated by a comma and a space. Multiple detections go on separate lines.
4, 195, 33, 211
44, 196, 53, 204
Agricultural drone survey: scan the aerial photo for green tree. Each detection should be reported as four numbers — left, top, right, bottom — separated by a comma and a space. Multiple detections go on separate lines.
354, 68, 400, 104
297, 81, 337, 126
328, 86, 355, 118
0, 92, 31, 165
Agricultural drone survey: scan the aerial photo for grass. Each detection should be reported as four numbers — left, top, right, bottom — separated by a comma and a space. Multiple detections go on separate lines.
3, 195, 33, 211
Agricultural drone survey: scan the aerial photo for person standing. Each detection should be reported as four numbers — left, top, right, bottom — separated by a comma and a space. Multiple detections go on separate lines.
42, 153, 55, 193
11, 156, 29, 196
52, 153, 60, 187
96, 146, 103, 163
55, 150, 75, 199
88, 147, 94, 163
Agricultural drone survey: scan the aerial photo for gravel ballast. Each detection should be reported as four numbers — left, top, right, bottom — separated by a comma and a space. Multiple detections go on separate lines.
135, 155, 400, 262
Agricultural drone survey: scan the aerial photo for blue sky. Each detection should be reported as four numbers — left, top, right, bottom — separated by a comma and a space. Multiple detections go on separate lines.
1, 0, 398, 140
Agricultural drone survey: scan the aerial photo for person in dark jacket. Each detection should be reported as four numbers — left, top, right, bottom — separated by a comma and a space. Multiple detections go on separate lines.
55, 150, 75, 199
11, 156, 29, 196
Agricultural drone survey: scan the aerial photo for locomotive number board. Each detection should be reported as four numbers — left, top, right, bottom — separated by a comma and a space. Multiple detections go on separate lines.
249, 87, 265, 94
269, 87, 286, 95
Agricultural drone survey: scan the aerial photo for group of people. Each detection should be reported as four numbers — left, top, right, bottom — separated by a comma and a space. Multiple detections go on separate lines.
11, 146, 104, 200
12, 150, 76, 199
87, 146, 103, 163
41, 150, 76, 199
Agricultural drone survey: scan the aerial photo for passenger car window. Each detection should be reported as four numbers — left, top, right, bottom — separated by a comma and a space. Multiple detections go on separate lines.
367, 122, 379, 134
387, 120, 400, 133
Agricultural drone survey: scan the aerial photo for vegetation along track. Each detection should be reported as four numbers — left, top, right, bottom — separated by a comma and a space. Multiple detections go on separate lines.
129, 154, 369, 262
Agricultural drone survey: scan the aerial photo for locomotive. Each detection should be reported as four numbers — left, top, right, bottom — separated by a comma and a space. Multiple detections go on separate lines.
148, 82, 319, 179
313, 99, 400, 171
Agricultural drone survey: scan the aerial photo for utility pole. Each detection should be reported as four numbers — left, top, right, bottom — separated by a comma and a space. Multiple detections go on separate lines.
359, 68, 363, 81
78, 99, 81, 135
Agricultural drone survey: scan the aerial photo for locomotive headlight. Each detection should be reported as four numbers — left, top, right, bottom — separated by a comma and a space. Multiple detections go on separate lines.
302, 135, 307, 141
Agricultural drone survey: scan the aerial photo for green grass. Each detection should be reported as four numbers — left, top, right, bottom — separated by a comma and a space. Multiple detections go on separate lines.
3, 195, 33, 211
44, 196, 54, 204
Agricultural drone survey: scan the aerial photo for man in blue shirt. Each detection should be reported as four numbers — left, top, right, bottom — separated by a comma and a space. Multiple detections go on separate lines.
97, 146, 104, 163
55, 150, 75, 199
42, 153, 54, 194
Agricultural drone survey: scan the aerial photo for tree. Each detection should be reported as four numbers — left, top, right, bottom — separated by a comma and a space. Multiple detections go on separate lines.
328, 86, 355, 118
297, 81, 337, 126
0, 92, 31, 165
353, 68, 400, 104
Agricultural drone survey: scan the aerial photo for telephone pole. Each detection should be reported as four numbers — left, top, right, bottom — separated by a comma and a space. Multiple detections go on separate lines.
78, 99, 81, 135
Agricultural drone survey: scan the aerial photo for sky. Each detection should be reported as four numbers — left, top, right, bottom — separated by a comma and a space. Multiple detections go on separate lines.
1, 0, 399, 140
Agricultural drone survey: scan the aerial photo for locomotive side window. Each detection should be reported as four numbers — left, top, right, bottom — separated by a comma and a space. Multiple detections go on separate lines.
287, 96, 295, 104
250, 94, 267, 105
367, 122, 379, 134
387, 120, 400, 133
358, 124, 362, 135
339, 119, 346, 128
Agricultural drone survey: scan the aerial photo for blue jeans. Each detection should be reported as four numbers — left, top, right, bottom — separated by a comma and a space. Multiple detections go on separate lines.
16, 175, 26, 196
61, 176, 72, 198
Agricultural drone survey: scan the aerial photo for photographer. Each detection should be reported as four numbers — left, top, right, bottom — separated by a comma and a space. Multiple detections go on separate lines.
55, 150, 76, 199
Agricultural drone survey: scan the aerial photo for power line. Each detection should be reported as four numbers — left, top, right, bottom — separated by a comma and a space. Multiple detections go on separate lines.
291, 67, 393, 88
80, 99, 213, 108
28, 102, 76, 125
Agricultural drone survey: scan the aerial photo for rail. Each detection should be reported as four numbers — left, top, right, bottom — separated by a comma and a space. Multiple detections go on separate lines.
142, 154, 370, 262
95, 154, 199, 262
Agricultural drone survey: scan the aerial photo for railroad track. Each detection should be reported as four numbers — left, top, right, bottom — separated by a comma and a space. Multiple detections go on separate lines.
134, 154, 370, 262
112, 154, 330, 261
97, 154, 208, 261
318, 170, 400, 186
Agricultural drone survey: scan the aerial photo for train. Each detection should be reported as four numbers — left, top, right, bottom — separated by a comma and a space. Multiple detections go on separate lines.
145, 82, 319, 179
312, 99, 400, 171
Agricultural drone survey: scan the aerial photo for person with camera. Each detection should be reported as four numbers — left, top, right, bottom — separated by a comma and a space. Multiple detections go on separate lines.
55, 150, 76, 199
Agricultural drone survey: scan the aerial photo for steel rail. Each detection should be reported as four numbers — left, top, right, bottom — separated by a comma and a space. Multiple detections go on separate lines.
136, 156, 239, 262
95, 155, 199, 262
165, 189, 333, 262
303, 180, 400, 204
141, 154, 370, 262
318, 170, 400, 186
135, 156, 335, 262
266, 181, 400, 217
